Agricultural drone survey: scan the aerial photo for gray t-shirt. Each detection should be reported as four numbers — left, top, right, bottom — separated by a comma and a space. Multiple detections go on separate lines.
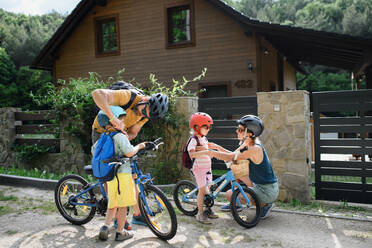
91, 132, 134, 174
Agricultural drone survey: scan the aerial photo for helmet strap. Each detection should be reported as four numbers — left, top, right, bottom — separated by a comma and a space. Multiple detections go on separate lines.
193, 126, 204, 137
239, 128, 248, 145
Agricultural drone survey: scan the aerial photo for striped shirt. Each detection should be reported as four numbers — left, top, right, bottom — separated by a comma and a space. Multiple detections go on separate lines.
187, 136, 211, 169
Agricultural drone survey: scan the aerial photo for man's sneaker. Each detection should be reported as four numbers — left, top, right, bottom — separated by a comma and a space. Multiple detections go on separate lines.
114, 219, 132, 230
220, 204, 231, 212
221, 204, 242, 212
196, 213, 212, 224
98, 225, 109, 241
115, 231, 133, 241
132, 214, 147, 226
204, 209, 219, 219
261, 203, 274, 219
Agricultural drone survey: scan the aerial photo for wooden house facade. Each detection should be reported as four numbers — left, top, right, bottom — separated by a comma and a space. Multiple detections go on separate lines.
32, 0, 372, 96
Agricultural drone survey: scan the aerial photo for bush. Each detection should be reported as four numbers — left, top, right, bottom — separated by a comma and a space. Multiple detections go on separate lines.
33, 68, 207, 183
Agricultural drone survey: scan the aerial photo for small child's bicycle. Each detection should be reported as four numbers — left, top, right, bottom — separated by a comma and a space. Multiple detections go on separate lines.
54, 138, 178, 240
173, 162, 262, 228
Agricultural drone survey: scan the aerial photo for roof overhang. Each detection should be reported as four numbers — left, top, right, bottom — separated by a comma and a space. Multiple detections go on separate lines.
207, 0, 372, 76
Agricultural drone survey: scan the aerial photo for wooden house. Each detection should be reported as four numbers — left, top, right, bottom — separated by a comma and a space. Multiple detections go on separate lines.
31, 0, 372, 96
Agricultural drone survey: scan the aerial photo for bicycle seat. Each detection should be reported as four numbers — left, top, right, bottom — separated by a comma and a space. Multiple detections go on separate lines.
84, 165, 93, 175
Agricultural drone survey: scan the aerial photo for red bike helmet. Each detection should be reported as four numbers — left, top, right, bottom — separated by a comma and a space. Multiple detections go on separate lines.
189, 112, 213, 135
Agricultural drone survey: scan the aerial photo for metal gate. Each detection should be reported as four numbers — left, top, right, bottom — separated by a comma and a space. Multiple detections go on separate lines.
313, 89, 372, 204
198, 96, 257, 172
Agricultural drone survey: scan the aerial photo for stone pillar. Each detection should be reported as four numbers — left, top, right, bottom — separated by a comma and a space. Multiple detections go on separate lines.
257, 91, 312, 202
0, 108, 20, 167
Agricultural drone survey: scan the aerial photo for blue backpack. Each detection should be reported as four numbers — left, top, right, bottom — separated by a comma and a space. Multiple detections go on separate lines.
92, 132, 120, 182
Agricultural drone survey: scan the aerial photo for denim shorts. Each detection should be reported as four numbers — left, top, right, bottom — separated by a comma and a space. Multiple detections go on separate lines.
251, 181, 279, 204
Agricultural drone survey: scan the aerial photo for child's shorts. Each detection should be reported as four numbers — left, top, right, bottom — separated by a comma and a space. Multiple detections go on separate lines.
107, 173, 137, 209
192, 166, 212, 189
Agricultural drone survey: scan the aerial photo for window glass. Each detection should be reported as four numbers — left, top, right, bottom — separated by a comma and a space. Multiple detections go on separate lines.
168, 6, 191, 45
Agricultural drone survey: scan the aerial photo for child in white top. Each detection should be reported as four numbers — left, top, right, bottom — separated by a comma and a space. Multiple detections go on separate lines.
187, 112, 220, 224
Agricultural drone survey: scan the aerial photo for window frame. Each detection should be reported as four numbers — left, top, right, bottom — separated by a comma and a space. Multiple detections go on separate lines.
164, 1, 195, 49
94, 14, 121, 57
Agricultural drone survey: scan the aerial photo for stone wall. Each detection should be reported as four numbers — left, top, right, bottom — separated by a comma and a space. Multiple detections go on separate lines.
257, 91, 312, 202
0, 108, 19, 167
0, 108, 89, 174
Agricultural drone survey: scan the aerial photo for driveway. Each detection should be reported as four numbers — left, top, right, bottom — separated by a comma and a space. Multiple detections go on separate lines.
0, 185, 371, 248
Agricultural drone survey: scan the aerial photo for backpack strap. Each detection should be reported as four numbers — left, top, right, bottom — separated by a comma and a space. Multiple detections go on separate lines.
121, 91, 138, 110
108, 131, 122, 194
192, 135, 201, 146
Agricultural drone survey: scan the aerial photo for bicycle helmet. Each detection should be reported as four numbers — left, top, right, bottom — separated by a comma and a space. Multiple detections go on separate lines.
148, 93, 169, 120
98, 106, 126, 127
189, 112, 213, 135
237, 115, 264, 137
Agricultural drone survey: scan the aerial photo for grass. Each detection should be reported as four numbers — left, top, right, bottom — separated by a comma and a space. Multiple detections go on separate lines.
275, 198, 370, 215
0, 165, 94, 182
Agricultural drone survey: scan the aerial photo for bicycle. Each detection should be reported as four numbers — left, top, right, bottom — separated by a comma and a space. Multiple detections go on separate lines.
54, 138, 178, 240
173, 161, 262, 228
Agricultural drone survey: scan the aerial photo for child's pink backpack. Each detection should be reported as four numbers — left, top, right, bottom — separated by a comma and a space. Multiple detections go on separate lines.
182, 135, 203, 169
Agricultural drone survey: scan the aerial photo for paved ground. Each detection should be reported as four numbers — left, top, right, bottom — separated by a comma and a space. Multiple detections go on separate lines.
0, 185, 372, 248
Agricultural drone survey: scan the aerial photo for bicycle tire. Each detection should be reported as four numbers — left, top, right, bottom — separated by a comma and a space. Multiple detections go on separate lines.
139, 184, 178, 240
230, 187, 261, 228
173, 180, 198, 216
54, 174, 96, 225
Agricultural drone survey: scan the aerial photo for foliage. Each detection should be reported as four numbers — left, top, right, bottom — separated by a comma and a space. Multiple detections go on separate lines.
12, 144, 57, 163
32, 73, 109, 154
32, 68, 206, 183
0, 9, 66, 68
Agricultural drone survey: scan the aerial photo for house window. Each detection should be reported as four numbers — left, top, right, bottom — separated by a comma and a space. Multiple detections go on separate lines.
95, 15, 120, 56
166, 2, 195, 48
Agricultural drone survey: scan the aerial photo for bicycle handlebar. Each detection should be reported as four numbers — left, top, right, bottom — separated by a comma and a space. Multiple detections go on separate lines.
108, 137, 164, 165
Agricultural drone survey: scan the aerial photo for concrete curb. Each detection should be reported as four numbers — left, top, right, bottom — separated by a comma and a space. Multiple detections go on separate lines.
0, 174, 57, 190
1, 174, 371, 223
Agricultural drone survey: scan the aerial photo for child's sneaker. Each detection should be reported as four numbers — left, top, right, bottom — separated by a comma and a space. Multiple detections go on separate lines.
115, 231, 133, 241
132, 214, 147, 226
220, 204, 231, 212
261, 203, 274, 219
196, 213, 212, 224
221, 204, 242, 212
204, 209, 219, 219
98, 225, 109, 241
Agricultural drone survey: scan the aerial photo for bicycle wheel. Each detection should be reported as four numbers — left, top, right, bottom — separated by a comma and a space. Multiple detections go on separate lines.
139, 184, 177, 240
54, 174, 96, 225
173, 180, 198, 216
230, 187, 261, 228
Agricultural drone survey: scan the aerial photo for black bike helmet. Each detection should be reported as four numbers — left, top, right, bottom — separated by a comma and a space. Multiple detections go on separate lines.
237, 115, 264, 137
148, 93, 169, 120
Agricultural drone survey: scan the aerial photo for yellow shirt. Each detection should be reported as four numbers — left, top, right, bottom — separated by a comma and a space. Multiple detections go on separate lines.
92, 90, 148, 133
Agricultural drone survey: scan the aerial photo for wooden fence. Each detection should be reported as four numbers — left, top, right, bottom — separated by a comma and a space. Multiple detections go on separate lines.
14, 110, 60, 152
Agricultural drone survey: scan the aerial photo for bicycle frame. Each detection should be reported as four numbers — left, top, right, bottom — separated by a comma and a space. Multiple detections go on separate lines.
183, 170, 253, 208
68, 180, 107, 208
131, 158, 165, 215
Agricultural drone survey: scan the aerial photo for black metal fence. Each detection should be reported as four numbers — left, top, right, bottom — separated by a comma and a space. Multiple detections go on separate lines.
199, 96, 257, 171
312, 89, 372, 204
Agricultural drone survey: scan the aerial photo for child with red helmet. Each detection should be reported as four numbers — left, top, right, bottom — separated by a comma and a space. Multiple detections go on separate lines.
187, 112, 222, 224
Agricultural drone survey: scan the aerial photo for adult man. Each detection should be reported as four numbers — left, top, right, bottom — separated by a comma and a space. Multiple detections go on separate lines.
91, 86, 169, 226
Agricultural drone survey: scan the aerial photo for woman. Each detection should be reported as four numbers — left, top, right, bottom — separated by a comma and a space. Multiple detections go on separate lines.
209, 115, 279, 219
